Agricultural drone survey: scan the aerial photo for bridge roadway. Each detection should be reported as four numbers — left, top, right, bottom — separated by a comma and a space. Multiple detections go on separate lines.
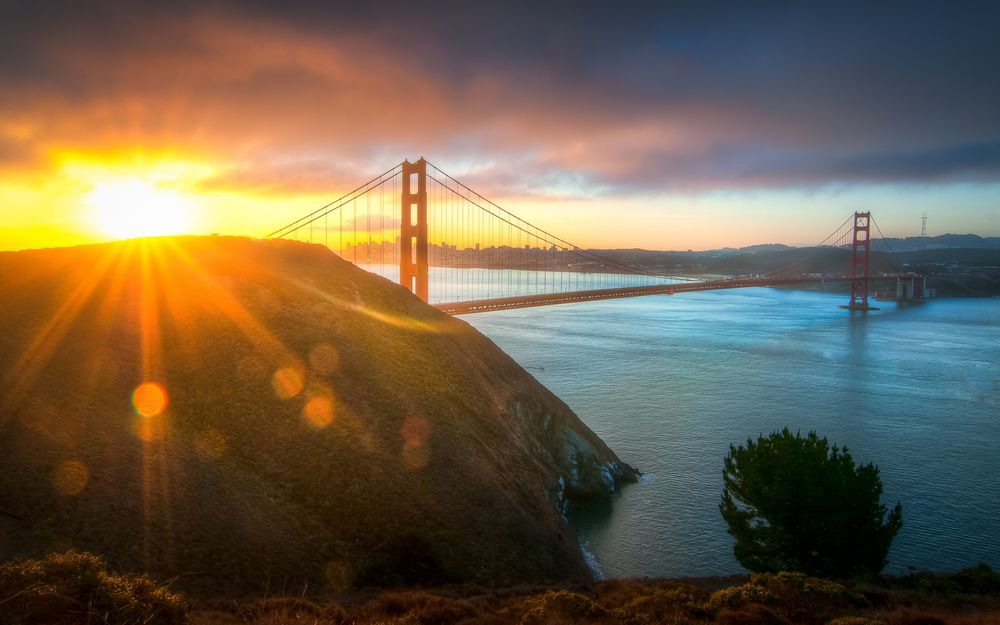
434, 274, 916, 315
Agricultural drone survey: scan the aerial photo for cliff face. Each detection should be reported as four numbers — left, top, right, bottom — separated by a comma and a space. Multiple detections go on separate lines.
0, 237, 634, 594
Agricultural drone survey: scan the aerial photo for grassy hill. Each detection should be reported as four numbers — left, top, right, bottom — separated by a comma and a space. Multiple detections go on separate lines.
0, 236, 635, 595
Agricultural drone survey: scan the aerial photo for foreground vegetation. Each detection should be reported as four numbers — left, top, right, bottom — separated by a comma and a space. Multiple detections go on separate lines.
3, 552, 999, 625
185, 566, 1000, 625
0, 552, 185, 625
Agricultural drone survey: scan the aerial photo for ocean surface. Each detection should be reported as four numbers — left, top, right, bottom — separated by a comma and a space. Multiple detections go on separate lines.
463, 285, 1000, 578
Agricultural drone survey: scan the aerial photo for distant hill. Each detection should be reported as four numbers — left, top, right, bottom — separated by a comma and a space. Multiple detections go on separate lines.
594, 234, 998, 261
874, 233, 1000, 252
736, 243, 795, 254
0, 237, 634, 595
590, 236, 1000, 295
716, 234, 1000, 253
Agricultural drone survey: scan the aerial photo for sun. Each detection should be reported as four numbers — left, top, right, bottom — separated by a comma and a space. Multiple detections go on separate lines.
87, 178, 194, 239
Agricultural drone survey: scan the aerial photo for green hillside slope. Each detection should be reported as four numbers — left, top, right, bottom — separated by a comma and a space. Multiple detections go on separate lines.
0, 237, 634, 595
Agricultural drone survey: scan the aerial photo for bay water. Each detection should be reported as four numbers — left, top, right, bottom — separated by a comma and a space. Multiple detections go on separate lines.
464, 286, 1000, 578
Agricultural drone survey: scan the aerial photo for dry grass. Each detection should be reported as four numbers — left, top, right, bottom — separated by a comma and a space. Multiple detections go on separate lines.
3, 552, 998, 625
0, 551, 185, 625
183, 566, 1000, 625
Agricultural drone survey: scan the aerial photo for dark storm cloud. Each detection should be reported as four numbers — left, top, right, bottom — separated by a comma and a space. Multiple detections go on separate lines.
559, 140, 1000, 194
2, 0, 999, 194
834, 141, 1000, 182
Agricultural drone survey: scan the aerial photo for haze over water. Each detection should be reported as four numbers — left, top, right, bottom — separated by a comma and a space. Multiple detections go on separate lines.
467, 286, 1000, 578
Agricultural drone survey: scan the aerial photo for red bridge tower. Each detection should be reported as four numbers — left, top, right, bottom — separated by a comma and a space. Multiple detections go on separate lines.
400, 158, 429, 302
847, 211, 874, 311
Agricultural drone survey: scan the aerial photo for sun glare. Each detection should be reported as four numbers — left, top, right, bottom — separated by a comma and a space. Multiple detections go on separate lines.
88, 178, 193, 239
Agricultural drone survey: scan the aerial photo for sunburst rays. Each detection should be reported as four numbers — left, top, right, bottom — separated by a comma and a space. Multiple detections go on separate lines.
0, 236, 321, 569
1, 245, 126, 419
0, 235, 426, 570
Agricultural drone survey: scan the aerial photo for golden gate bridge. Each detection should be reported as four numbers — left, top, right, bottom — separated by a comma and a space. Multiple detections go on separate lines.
267, 158, 927, 314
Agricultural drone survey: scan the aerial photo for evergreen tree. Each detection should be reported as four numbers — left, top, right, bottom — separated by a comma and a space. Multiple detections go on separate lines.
720, 428, 903, 578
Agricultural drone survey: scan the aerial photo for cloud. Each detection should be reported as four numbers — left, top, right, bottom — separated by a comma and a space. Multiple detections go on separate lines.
832, 141, 1000, 183
199, 159, 391, 196
1, 1, 999, 197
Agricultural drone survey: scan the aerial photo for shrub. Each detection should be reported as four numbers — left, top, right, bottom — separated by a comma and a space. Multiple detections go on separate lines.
708, 581, 779, 610
0, 550, 186, 625
610, 582, 708, 624
370, 591, 478, 625
720, 428, 903, 578
707, 573, 868, 625
760, 572, 869, 606
519, 590, 606, 625
755, 572, 868, 623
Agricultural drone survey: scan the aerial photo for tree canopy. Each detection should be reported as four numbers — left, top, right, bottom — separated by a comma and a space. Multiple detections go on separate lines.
720, 428, 903, 578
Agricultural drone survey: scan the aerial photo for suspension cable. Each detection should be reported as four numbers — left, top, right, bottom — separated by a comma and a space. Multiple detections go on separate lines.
266, 164, 402, 239
761, 213, 855, 279
425, 161, 674, 279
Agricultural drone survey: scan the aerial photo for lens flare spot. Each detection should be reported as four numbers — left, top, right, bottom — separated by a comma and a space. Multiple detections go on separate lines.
309, 343, 340, 375
272, 367, 304, 399
400, 415, 431, 470
195, 428, 228, 460
53, 460, 89, 496
132, 382, 168, 417
303, 396, 335, 429
401, 415, 430, 447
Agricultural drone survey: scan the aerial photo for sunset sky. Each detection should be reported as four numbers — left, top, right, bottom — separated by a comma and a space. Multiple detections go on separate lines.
2, 1, 999, 251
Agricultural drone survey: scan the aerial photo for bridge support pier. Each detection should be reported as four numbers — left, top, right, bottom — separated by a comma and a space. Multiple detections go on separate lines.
400, 158, 429, 302
895, 275, 929, 301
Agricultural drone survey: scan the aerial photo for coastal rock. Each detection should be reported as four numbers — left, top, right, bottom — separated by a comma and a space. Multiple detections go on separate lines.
506, 397, 637, 504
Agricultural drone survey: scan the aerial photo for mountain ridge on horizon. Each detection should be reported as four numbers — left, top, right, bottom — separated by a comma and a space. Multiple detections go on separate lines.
593, 233, 1000, 255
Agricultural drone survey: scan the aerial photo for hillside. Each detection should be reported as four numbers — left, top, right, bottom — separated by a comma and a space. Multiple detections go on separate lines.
876, 233, 1000, 252
0, 236, 635, 595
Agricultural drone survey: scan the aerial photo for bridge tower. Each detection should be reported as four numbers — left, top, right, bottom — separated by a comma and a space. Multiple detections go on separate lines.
400, 158, 429, 301
847, 211, 873, 310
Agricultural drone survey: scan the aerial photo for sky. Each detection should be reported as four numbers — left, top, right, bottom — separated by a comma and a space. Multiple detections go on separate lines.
1, 1, 999, 251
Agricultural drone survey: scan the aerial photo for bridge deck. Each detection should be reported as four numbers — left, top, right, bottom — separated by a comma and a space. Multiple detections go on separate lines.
434, 274, 916, 315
